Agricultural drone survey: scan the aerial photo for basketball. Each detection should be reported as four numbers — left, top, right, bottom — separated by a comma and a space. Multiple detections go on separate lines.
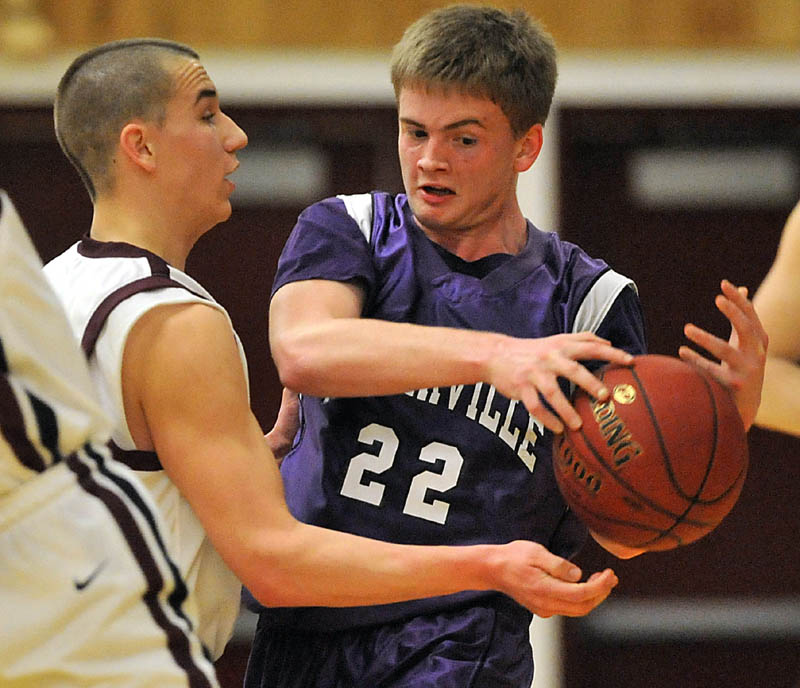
553, 354, 748, 552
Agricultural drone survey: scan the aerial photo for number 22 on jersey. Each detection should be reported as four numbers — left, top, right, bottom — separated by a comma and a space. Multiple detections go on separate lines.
339, 422, 464, 525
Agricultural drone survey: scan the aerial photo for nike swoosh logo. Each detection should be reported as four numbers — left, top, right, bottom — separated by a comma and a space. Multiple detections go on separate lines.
74, 559, 108, 591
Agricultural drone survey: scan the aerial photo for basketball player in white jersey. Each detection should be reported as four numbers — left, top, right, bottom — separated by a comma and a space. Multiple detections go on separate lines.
44, 38, 632, 662
0, 190, 219, 687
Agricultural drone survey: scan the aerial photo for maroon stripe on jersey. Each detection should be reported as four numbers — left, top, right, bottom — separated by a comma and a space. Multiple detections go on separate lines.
110, 439, 162, 471
81, 276, 189, 357
75, 237, 212, 357
78, 236, 171, 267
147, 254, 171, 277
65, 446, 215, 688
0, 370, 48, 472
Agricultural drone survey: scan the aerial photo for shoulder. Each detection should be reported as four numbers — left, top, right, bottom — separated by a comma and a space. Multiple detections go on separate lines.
44, 241, 156, 310
525, 225, 640, 326
297, 192, 406, 240
537, 226, 604, 266
131, 300, 233, 350
125, 301, 241, 392
527, 225, 622, 285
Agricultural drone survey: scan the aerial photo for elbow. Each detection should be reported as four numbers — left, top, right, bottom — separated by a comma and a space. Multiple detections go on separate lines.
242, 564, 311, 608
245, 579, 294, 608
229, 518, 324, 608
270, 332, 318, 393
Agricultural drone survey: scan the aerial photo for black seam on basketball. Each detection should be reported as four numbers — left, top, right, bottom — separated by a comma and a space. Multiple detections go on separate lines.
624, 366, 727, 547
556, 433, 685, 548
557, 431, 696, 548
571, 424, 713, 528
629, 365, 701, 503
691, 372, 747, 502
679, 371, 723, 503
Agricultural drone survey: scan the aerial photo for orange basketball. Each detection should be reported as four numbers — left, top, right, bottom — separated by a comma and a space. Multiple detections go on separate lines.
553, 354, 748, 551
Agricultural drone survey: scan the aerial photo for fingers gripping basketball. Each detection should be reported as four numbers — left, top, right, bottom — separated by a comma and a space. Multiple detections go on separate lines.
554, 355, 748, 551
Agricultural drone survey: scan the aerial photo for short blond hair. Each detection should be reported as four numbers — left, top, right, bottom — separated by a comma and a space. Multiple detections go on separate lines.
390, 4, 557, 137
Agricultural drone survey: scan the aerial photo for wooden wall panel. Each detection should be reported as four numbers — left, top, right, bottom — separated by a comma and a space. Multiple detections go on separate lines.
25, 0, 800, 52
45, 0, 100, 45
534, 0, 800, 50
753, 0, 800, 46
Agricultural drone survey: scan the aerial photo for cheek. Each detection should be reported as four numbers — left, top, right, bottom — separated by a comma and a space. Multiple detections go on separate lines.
398, 149, 417, 179
478, 151, 515, 184
397, 142, 414, 164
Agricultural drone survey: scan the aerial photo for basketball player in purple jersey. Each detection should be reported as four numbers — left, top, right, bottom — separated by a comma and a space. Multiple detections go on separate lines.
247, 6, 767, 687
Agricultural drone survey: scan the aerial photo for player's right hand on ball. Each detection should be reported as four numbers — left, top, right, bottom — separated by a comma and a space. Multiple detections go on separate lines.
492, 540, 618, 618
487, 332, 634, 434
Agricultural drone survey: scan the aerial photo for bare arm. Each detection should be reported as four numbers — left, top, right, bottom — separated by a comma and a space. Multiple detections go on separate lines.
123, 302, 618, 616
269, 279, 634, 434
751, 203, 800, 437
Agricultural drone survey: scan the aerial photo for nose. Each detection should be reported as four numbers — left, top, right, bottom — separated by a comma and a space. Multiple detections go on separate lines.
417, 136, 448, 172
222, 112, 248, 152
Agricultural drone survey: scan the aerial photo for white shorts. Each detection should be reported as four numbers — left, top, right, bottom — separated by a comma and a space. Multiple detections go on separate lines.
0, 448, 219, 687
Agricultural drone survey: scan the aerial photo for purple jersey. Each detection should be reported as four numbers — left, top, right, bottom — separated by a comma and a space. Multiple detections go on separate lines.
264, 192, 646, 630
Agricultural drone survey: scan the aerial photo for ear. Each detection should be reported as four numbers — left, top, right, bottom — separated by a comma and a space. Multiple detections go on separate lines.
514, 123, 543, 173
119, 122, 156, 173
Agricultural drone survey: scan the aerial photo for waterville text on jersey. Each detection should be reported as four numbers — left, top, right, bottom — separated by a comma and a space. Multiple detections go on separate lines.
406, 383, 545, 472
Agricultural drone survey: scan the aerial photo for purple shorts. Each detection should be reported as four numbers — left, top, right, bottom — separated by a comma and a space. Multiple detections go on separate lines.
244, 598, 533, 688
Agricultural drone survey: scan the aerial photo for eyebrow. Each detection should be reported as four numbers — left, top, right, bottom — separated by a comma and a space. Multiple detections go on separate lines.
195, 88, 217, 105
400, 117, 484, 130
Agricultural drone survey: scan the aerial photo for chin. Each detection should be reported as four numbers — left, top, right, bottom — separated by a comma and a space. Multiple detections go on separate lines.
415, 213, 459, 236
199, 206, 232, 234
217, 200, 234, 222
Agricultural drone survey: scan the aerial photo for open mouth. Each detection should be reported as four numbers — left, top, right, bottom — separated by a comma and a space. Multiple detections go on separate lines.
422, 185, 454, 196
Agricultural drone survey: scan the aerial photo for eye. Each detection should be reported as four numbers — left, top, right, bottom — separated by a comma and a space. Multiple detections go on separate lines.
459, 135, 478, 146
201, 111, 217, 123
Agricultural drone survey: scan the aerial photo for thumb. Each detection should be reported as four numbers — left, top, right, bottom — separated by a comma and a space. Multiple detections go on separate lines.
538, 552, 582, 582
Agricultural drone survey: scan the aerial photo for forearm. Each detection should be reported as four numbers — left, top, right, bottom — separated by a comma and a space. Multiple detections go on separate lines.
235, 519, 619, 618
754, 356, 800, 437
273, 317, 499, 397
241, 521, 501, 608
187, 431, 504, 608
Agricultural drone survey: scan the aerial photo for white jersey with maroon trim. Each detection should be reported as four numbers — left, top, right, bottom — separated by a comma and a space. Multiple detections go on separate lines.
44, 233, 244, 660
0, 190, 219, 686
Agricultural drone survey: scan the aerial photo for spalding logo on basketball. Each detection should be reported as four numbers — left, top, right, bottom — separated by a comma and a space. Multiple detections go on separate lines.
554, 354, 748, 551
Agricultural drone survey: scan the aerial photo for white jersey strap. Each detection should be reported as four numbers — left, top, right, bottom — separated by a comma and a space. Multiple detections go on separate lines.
337, 193, 374, 242
573, 269, 637, 334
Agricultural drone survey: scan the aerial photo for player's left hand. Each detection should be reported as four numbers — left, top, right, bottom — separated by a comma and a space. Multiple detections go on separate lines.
264, 387, 300, 464
678, 279, 768, 431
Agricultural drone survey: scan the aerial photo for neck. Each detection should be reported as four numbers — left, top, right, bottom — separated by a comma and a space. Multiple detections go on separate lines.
90, 195, 195, 270
420, 208, 528, 262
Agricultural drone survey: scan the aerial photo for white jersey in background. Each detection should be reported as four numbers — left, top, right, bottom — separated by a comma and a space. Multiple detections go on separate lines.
0, 190, 219, 687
